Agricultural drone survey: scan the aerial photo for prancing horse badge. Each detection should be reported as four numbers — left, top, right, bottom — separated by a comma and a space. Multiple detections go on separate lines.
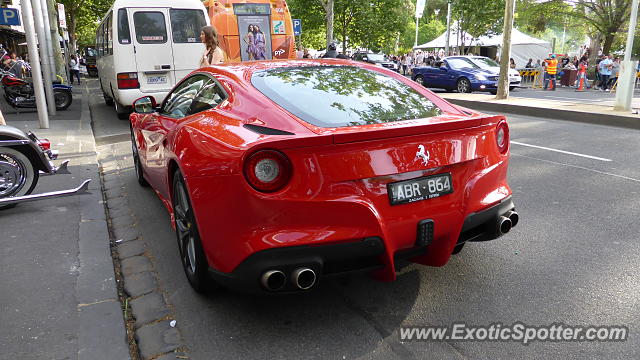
416, 144, 430, 166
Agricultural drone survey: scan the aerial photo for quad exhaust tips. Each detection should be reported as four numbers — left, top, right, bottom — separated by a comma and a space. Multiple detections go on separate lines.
505, 210, 519, 228
292, 268, 316, 290
261, 270, 286, 291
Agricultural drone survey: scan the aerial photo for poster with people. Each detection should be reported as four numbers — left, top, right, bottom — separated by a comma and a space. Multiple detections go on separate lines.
237, 16, 272, 61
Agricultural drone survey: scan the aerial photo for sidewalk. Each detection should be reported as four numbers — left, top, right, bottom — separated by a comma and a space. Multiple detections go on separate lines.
0, 86, 130, 359
439, 91, 640, 129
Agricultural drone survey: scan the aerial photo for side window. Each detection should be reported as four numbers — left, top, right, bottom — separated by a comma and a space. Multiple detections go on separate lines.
170, 9, 206, 43
97, 23, 104, 56
189, 79, 227, 115
161, 75, 211, 118
133, 11, 167, 44
118, 9, 131, 44
106, 12, 113, 55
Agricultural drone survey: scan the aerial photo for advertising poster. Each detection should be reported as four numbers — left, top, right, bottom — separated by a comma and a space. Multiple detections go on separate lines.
237, 15, 272, 61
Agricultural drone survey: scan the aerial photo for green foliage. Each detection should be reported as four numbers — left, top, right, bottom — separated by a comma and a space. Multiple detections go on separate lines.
398, 15, 446, 53
60, 0, 113, 47
452, 0, 505, 39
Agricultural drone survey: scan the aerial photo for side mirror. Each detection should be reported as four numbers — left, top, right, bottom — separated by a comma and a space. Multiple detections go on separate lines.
133, 96, 157, 114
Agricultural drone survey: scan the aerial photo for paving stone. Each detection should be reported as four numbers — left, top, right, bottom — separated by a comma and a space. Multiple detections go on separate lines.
113, 225, 139, 241
130, 292, 171, 328
108, 206, 133, 219
117, 239, 145, 259
154, 352, 189, 360
106, 197, 127, 211
121, 256, 153, 277
111, 214, 135, 229
105, 186, 127, 199
135, 320, 181, 360
123, 271, 157, 298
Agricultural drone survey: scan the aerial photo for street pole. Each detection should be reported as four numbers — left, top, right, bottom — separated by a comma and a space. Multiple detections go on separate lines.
31, 0, 56, 116
496, 0, 515, 100
614, 0, 639, 111
41, 0, 57, 80
414, 16, 420, 48
445, 1, 451, 56
20, 0, 49, 128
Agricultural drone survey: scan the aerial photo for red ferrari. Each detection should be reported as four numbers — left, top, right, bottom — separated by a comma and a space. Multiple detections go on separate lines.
129, 59, 518, 293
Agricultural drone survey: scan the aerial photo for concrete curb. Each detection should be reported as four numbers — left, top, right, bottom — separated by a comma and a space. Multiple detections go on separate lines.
445, 97, 640, 130
77, 85, 130, 360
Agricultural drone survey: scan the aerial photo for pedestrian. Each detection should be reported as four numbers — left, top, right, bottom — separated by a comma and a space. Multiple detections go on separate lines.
415, 50, 425, 67
509, 58, 517, 69
543, 54, 558, 90
576, 56, 589, 89
594, 55, 604, 89
607, 57, 620, 89
69, 55, 81, 84
302, 48, 312, 59
321, 42, 338, 58
199, 25, 225, 66
525, 58, 533, 68
401, 54, 408, 75
598, 54, 613, 91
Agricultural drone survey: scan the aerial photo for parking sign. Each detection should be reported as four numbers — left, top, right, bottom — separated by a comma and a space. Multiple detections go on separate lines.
293, 19, 302, 36
0, 8, 20, 26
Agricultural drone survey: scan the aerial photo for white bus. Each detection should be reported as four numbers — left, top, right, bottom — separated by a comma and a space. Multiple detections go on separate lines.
96, 0, 209, 119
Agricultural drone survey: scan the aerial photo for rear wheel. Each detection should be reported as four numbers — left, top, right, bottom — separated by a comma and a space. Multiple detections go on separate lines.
53, 89, 72, 110
0, 147, 39, 210
457, 77, 472, 93
103, 89, 114, 106
115, 100, 130, 120
172, 171, 215, 293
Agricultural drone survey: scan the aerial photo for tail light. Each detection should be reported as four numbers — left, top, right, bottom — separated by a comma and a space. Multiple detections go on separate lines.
496, 120, 509, 154
37, 138, 51, 151
244, 150, 292, 192
117, 72, 140, 89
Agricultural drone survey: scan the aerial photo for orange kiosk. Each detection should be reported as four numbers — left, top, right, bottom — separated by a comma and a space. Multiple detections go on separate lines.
205, 0, 296, 62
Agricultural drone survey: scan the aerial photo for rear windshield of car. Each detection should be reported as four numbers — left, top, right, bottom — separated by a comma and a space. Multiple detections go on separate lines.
133, 11, 167, 44
251, 66, 443, 128
170, 9, 206, 43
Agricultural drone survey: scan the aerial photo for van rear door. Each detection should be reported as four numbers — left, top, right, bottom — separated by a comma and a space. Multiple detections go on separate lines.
169, 9, 207, 81
128, 8, 176, 94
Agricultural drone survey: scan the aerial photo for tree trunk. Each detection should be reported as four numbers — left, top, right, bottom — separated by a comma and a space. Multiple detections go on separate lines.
496, 0, 515, 100
601, 32, 615, 55
320, 0, 334, 49
68, 15, 77, 58
48, 0, 66, 82
588, 34, 601, 70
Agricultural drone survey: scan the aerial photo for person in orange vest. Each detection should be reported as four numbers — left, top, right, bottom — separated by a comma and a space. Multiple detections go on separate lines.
575, 56, 589, 90
543, 54, 558, 90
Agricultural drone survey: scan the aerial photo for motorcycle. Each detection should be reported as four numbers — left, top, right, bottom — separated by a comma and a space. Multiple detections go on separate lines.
0, 125, 90, 209
1, 67, 73, 111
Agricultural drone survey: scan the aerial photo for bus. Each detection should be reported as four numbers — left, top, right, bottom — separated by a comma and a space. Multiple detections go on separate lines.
204, 0, 296, 62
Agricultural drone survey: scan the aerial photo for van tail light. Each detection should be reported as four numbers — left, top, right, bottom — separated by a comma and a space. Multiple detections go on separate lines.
496, 120, 509, 154
117, 72, 140, 89
244, 150, 292, 192
36, 138, 51, 151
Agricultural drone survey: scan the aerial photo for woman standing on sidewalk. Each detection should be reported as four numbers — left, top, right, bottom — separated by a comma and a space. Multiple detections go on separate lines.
69, 55, 81, 85
199, 26, 225, 66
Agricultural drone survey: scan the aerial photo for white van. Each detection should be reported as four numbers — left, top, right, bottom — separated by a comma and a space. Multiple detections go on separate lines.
96, 0, 209, 119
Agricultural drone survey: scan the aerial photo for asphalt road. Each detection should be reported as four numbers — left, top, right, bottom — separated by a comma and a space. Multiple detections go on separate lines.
90, 79, 640, 359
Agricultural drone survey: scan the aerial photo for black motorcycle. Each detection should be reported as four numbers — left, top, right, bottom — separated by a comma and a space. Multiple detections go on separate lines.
0, 125, 89, 209
0, 66, 73, 111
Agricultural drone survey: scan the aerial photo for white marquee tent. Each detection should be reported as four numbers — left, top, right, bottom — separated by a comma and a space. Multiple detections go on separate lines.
415, 28, 552, 68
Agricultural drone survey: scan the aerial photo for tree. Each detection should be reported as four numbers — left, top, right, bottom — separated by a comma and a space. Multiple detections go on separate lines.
563, 0, 632, 55
60, 0, 112, 52
317, 0, 335, 48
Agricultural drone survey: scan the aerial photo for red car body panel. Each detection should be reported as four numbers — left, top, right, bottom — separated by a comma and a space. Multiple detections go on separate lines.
130, 59, 514, 286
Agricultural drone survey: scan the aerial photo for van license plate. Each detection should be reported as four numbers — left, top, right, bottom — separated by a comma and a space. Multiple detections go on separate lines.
147, 75, 167, 85
387, 173, 453, 205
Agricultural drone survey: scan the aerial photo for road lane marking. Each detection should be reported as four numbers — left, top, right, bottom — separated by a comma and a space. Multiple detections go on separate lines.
510, 141, 612, 162
512, 154, 640, 183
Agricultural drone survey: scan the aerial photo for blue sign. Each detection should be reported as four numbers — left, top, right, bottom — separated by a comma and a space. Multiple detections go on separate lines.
293, 19, 302, 36
0, 8, 20, 26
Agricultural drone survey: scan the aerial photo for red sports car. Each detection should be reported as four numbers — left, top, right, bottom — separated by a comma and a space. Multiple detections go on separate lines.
129, 59, 518, 293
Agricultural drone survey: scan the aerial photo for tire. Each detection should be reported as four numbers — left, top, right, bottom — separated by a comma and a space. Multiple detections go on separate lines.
172, 171, 215, 293
452, 242, 465, 255
509, 86, 516, 91
457, 77, 472, 93
0, 147, 39, 210
490, 90, 497, 95
415, 75, 426, 87
130, 126, 148, 187
115, 100, 130, 120
53, 89, 72, 110
102, 84, 114, 106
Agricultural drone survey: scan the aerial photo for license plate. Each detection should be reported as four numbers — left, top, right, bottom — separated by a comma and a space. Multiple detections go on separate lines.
387, 173, 453, 205
147, 75, 167, 84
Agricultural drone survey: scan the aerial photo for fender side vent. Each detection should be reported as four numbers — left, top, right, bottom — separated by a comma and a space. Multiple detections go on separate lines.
243, 124, 295, 136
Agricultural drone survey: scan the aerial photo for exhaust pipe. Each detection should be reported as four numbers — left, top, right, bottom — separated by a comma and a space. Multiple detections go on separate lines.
260, 270, 286, 291
497, 216, 512, 236
505, 210, 519, 228
292, 268, 316, 290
